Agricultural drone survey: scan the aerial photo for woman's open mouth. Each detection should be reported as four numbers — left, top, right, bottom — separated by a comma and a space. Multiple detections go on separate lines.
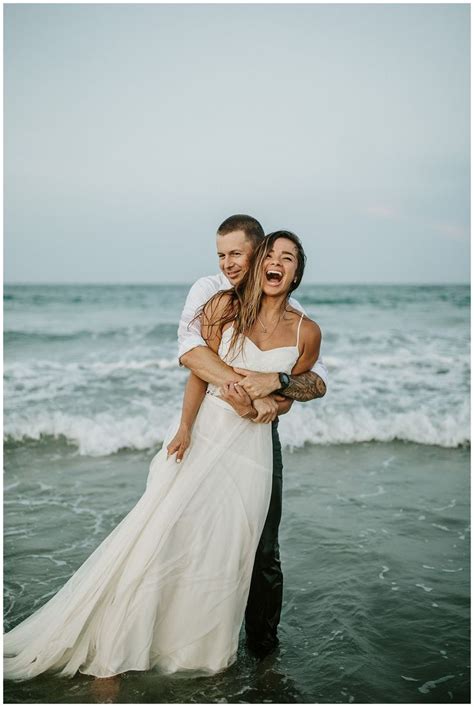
265, 270, 283, 284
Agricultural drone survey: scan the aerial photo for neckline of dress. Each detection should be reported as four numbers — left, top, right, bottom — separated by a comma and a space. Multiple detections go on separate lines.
222, 325, 299, 354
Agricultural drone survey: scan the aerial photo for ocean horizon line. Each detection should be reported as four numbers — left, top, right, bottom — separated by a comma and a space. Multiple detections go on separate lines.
4, 280, 470, 288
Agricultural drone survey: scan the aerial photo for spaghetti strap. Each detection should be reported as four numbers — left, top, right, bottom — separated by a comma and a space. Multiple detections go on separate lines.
296, 311, 305, 349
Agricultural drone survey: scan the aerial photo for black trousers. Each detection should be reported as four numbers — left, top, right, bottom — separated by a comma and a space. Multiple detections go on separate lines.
244, 419, 283, 650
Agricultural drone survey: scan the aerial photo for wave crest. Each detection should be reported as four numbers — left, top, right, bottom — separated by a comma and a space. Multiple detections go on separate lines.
4, 402, 470, 457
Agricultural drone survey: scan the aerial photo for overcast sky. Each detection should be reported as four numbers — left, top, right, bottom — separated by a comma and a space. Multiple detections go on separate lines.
4, 3, 470, 284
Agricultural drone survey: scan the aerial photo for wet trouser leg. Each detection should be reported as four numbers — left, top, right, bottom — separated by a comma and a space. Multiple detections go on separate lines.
245, 418, 283, 652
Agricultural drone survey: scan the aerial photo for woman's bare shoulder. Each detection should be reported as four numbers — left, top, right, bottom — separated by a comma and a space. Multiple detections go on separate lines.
299, 316, 322, 346
284, 305, 306, 321
284, 306, 322, 350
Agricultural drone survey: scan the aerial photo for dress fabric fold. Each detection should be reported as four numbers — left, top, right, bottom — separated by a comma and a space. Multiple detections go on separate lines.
4, 329, 299, 680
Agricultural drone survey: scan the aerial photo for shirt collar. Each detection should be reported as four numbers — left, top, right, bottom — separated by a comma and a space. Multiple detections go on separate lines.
218, 272, 232, 289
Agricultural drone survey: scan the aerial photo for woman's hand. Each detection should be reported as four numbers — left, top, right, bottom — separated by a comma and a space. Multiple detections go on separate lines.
273, 394, 294, 416
166, 424, 191, 463
252, 396, 280, 423
219, 383, 256, 419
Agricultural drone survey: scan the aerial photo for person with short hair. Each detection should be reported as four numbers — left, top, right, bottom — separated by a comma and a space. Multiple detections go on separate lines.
4, 222, 325, 681
172, 215, 327, 656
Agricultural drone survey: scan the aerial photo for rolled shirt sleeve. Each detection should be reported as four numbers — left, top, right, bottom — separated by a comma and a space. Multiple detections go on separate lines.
311, 357, 328, 388
177, 275, 228, 364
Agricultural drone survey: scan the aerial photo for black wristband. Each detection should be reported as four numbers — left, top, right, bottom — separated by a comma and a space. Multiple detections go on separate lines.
277, 372, 290, 393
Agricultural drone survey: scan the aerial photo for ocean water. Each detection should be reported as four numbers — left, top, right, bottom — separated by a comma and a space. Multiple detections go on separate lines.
3, 284, 471, 703
4, 284, 470, 454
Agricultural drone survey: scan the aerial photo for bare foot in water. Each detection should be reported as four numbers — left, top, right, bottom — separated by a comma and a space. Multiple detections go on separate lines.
91, 675, 121, 703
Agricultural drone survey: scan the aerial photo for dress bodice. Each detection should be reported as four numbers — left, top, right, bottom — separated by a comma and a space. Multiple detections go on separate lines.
207, 325, 301, 397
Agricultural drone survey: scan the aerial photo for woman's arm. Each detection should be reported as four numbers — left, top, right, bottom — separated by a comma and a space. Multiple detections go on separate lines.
166, 373, 207, 463
291, 318, 322, 376
167, 292, 234, 462
179, 372, 208, 427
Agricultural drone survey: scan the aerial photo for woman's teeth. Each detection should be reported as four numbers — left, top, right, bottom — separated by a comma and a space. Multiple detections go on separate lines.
266, 270, 283, 282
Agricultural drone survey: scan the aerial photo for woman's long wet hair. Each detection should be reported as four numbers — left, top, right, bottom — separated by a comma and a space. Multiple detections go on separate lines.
198, 230, 306, 356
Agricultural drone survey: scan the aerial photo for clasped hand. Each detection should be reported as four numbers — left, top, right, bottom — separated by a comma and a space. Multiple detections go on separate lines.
218, 383, 279, 423
167, 374, 284, 464
232, 368, 280, 399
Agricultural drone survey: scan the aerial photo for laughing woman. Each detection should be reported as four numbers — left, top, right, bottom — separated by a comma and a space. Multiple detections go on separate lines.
4, 231, 321, 680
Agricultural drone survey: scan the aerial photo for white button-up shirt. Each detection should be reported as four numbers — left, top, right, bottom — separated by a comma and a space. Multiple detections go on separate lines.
177, 272, 328, 386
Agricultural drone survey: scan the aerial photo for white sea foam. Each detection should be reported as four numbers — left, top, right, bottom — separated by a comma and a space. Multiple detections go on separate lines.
277, 400, 470, 449
4, 397, 470, 456
4, 409, 180, 457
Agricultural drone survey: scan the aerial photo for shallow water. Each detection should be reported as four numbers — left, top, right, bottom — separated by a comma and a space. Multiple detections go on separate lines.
4, 440, 470, 703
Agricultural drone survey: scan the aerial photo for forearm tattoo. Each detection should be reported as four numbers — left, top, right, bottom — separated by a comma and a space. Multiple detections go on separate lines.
283, 371, 327, 402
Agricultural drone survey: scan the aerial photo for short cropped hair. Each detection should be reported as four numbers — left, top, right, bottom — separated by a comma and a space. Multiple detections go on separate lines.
217, 214, 265, 248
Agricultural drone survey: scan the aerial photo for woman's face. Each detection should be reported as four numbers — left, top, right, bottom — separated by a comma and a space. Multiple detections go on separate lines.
261, 237, 299, 296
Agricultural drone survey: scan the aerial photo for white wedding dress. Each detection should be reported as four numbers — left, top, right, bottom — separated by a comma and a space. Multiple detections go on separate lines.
4, 326, 301, 681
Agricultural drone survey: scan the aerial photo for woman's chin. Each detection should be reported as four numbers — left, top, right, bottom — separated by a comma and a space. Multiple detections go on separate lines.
262, 283, 290, 297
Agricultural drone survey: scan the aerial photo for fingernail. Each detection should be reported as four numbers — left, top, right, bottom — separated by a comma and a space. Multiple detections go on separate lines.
176, 459, 181, 464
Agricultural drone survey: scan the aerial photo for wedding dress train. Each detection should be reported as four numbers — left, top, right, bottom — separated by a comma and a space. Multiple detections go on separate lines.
4, 328, 300, 680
